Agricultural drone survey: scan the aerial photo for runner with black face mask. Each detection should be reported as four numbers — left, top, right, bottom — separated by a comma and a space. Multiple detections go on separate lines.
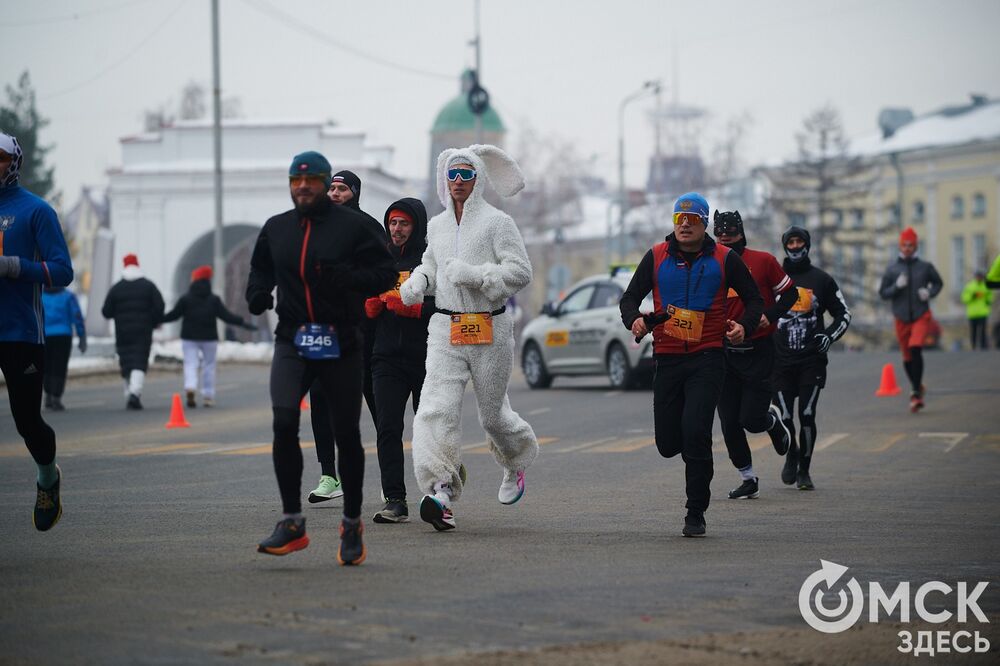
713, 211, 796, 500
771, 227, 851, 490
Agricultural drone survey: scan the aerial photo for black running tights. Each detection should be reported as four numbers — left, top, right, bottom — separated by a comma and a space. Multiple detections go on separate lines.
775, 385, 821, 473
0, 343, 56, 466
270, 341, 365, 518
902, 347, 923, 393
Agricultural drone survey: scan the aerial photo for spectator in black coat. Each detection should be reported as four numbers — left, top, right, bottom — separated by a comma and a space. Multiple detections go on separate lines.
162, 265, 256, 408
101, 254, 165, 409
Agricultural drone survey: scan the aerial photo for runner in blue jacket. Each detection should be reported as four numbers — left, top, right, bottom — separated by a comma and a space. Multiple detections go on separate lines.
41, 285, 87, 410
0, 132, 73, 531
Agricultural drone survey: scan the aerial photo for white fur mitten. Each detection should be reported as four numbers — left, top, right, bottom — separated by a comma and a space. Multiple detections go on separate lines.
444, 258, 484, 288
400, 273, 426, 306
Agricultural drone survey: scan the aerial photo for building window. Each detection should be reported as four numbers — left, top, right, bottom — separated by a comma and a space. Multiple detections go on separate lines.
951, 196, 964, 219
972, 193, 986, 218
852, 208, 864, 229
789, 212, 807, 228
831, 209, 843, 228
885, 205, 899, 227
973, 233, 987, 272
833, 245, 844, 280
951, 236, 965, 297
912, 200, 925, 222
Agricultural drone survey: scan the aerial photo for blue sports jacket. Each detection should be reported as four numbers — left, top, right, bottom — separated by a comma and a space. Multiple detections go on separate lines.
42, 288, 86, 338
0, 185, 74, 343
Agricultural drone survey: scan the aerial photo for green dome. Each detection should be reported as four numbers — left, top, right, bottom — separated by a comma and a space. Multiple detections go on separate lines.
431, 94, 505, 134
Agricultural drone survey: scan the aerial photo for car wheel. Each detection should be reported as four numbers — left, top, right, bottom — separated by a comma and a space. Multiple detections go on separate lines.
606, 343, 633, 390
522, 342, 553, 389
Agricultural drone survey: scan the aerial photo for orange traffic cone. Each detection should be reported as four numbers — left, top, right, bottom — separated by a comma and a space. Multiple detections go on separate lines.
875, 363, 902, 396
165, 393, 191, 428
300, 397, 310, 410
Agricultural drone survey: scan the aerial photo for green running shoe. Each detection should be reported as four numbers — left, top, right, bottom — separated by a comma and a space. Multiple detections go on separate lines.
33, 465, 62, 532
308, 475, 343, 503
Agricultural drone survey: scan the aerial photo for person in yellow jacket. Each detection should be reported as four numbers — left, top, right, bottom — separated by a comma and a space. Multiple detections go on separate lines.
960, 271, 993, 349
986, 254, 1000, 289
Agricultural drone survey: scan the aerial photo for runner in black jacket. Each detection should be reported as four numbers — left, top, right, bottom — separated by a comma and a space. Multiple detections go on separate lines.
162, 265, 256, 407
247, 151, 395, 565
365, 197, 435, 523
772, 227, 851, 490
306, 169, 386, 503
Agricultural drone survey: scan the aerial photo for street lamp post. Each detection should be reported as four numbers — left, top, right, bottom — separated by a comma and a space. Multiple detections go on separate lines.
617, 80, 660, 262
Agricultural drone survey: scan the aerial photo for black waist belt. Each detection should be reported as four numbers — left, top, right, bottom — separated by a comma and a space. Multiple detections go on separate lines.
435, 306, 506, 317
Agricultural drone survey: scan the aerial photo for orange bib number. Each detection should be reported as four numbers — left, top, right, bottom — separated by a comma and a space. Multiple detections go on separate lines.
450, 313, 494, 345
791, 287, 814, 313
662, 304, 705, 342
385, 271, 410, 299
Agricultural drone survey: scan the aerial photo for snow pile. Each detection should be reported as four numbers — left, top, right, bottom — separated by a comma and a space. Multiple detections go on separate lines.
151, 340, 274, 363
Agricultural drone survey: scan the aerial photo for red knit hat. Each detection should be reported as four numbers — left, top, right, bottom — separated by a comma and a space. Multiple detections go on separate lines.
900, 227, 918, 245
191, 265, 213, 282
387, 209, 413, 223
123, 253, 139, 268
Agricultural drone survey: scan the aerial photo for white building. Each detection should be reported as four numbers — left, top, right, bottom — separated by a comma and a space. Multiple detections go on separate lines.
107, 119, 405, 314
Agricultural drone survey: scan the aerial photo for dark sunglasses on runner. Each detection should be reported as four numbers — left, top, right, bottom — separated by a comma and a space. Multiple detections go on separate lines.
447, 168, 477, 182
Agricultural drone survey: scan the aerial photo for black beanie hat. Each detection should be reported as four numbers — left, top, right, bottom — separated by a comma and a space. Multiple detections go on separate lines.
332, 170, 362, 208
782, 225, 811, 263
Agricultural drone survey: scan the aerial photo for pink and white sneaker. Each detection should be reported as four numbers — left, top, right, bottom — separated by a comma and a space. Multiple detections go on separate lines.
420, 482, 456, 531
498, 470, 525, 505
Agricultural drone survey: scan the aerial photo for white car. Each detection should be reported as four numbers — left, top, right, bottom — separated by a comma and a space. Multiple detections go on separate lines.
519, 272, 654, 389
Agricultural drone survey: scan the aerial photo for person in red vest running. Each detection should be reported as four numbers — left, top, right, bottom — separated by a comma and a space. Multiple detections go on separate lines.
713, 210, 797, 500
878, 227, 943, 412
620, 192, 763, 538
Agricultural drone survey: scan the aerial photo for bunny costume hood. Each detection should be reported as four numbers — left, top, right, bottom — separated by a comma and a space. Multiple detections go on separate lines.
403, 144, 531, 315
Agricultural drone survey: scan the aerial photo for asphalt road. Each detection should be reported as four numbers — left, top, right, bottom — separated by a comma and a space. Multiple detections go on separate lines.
1, 351, 998, 664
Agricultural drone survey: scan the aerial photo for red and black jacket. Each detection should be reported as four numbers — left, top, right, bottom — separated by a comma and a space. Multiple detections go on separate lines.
246, 197, 395, 351
725, 246, 796, 342
620, 234, 763, 355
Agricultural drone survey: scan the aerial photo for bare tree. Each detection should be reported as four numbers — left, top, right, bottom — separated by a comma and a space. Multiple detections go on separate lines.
761, 104, 891, 345
179, 81, 206, 120
142, 81, 242, 130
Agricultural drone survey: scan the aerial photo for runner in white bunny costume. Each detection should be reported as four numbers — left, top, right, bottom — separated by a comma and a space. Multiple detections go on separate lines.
400, 144, 538, 531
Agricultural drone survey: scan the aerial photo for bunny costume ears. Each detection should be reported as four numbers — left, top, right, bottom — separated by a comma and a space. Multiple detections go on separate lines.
435, 144, 525, 208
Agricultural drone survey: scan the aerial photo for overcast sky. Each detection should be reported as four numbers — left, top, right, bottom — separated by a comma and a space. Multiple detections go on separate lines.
4, 0, 1000, 205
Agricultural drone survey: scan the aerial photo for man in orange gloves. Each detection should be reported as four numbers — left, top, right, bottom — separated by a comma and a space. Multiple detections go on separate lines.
364, 198, 434, 523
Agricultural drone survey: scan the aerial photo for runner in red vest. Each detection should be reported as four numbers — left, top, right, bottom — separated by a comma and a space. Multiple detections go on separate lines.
620, 193, 763, 538
713, 210, 797, 500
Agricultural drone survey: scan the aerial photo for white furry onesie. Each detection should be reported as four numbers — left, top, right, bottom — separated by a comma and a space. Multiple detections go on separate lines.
400, 145, 538, 500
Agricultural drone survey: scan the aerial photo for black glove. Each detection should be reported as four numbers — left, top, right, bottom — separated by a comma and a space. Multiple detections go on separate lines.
812, 333, 832, 354
241, 321, 258, 331
248, 291, 273, 315
78, 337, 88, 354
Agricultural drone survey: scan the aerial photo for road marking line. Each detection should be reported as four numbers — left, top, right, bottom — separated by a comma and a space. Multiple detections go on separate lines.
592, 437, 651, 453
219, 442, 314, 456
816, 433, 851, 451
464, 436, 558, 454
553, 437, 616, 453
123, 443, 203, 456
603, 390, 623, 397
527, 407, 551, 416
748, 435, 771, 452
871, 433, 907, 453
190, 442, 273, 455
919, 432, 969, 453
